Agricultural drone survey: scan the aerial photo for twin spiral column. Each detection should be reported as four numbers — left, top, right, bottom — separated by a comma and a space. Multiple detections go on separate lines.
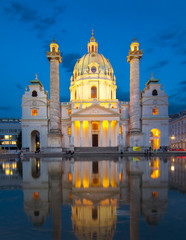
47, 40, 62, 151
127, 39, 143, 148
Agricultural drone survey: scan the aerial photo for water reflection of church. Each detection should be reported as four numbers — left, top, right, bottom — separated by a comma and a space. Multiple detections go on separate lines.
22, 157, 169, 240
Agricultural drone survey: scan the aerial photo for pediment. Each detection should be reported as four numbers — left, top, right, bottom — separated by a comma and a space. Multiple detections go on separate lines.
71, 103, 120, 116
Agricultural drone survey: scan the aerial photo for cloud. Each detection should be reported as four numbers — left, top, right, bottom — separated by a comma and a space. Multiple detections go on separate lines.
147, 60, 169, 71
4, 2, 39, 22
169, 102, 185, 115
62, 53, 81, 73
16, 83, 24, 90
181, 60, 186, 65
0, 106, 14, 111
168, 80, 186, 114
180, 80, 186, 85
150, 25, 186, 57
4, 1, 67, 38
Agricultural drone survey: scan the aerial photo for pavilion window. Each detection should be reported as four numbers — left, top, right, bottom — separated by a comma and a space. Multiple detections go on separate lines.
152, 89, 158, 96
92, 45, 94, 52
152, 108, 158, 115
31, 109, 38, 116
32, 91, 37, 97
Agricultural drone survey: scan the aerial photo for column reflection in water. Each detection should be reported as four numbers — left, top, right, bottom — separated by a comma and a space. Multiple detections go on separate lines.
48, 161, 63, 240
128, 157, 143, 240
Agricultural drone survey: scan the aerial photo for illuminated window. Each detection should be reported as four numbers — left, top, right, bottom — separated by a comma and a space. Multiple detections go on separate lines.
68, 109, 71, 115
5, 135, 9, 140
92, 45, 94, 52
119, 126, 122, 135
52, 47, 55, 52
91, 86, 97, 98
152, 108, 158, 115
111, 91, 112, 99
92, 122, 98, 130
32, 91, 37, 97
68, 173, 72, 182
119, 172, 122, 182
33, 192, 39, 199
68, 126, 71, 135
75, 90, 77, 100
152, 191, 158, 198
152, 89, 158, 96
32, 109, 38, 116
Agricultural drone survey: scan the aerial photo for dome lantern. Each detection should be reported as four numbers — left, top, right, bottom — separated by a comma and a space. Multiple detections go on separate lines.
87, 30, 98, 53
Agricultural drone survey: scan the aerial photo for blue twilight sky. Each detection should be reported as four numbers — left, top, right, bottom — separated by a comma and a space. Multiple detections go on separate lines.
0, 0, 186, 118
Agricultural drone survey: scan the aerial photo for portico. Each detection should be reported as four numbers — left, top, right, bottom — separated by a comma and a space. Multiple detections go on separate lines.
69, 104, 120, 148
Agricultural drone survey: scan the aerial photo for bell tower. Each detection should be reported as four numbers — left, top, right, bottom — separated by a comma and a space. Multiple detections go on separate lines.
127, 39, 143, 149
47, 39, 62, 151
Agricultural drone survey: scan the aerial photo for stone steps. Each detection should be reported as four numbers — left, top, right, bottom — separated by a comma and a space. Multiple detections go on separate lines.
74, 147, 118, 153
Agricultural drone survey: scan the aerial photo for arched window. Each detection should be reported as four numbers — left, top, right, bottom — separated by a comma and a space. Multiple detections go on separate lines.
134, 46, 137, 51
92, 45, 94, 52
91, 86, 97, 98
152, 89, 158, 96
32, 91, 37, 97
52, 47, 55, 52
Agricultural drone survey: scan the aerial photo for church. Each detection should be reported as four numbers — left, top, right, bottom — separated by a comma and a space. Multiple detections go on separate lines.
21, 33, 169, 152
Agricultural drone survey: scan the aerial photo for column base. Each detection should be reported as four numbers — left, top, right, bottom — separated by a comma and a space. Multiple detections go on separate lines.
47, 131, 62, 152
128, 130, 144, 149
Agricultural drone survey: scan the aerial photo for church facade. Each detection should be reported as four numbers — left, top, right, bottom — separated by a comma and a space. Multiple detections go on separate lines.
21, 34, 169, 152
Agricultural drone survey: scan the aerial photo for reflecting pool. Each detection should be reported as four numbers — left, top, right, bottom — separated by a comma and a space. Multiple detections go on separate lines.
1, 156, 186, 240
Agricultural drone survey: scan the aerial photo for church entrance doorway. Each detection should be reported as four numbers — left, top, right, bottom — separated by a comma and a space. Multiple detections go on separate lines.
31, 130, 40, 152
92, 134, 98, 147
150, 129, 160, 151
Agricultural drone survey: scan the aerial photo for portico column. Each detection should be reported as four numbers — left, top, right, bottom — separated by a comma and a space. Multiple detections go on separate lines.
89, 121, 92, 146
101, 161, 103, 186
109, 121, 111, 147
80, 121, 83, 147
116, 121, 120, 146
109, 161, 111, 187
100, 121, 103, 147
71, 121, 74, 146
